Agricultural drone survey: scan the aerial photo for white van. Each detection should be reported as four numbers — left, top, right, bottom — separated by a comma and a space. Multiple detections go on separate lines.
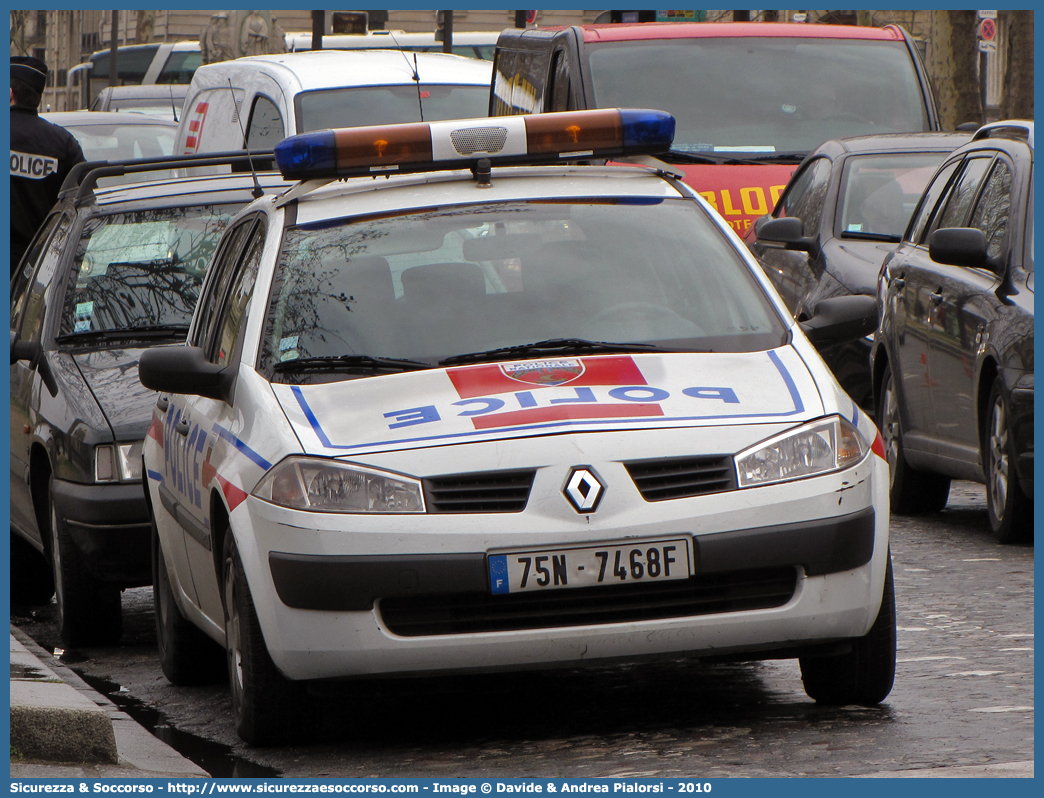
70, 41, 202, 109
174, 49, 493, 156
282, 30, 499, 60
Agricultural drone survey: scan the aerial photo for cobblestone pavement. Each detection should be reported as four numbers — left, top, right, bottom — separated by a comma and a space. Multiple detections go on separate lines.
12, 482, 1032, 778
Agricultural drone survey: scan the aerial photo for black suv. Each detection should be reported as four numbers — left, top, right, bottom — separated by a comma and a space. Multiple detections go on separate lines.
871, 121, 1033, 543
10, 155, 289, 644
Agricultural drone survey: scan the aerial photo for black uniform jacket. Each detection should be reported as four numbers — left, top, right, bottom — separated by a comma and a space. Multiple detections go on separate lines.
10, 104, 85, 271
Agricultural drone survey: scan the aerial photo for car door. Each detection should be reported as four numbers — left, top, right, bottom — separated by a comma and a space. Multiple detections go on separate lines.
9, 213, 72, 544
754, 156, 833, 314
929, 154, 1013, 467
157, 217, 255, 611
176, 215, 269, 625
888, 155, 992, 454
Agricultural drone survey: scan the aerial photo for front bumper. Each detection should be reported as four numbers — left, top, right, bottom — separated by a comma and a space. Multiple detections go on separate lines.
231, 452, 890, 681
270, 507, 875, 611
50, 477, 152, 586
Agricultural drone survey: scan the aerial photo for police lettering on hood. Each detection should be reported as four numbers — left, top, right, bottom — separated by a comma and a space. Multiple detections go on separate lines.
10, 54, 85, 274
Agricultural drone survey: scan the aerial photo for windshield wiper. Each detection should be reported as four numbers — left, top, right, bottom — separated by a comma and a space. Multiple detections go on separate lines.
273, 354, 432, 373
56, 323, 189, 344
741, 152, 807, 164
840, 231, 902, 243
440, 338, 665, 367
662, 150, 807, 166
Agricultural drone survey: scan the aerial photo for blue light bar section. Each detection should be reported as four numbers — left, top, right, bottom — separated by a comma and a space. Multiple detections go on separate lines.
619, 110, 676, 151
275, 131, 337, 178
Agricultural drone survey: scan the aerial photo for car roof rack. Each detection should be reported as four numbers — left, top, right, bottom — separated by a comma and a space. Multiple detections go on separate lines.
973, 120, 1034, 149
59, 150, 276, 204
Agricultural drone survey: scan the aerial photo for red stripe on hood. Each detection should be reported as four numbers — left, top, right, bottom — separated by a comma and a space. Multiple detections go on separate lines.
449, 355, 647, 399
471, 403, 663, 430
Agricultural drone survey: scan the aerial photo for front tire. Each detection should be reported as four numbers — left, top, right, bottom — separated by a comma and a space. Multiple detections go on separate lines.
223, 532, 301, 746
49, 480, 122, 646
800, 553, 896, 706
877, 364, 950, 514
152, 518, 225, 685
985, 381, 1032, 544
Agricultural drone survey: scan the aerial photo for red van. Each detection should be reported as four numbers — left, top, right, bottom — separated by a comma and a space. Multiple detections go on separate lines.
489, 22, 941, 234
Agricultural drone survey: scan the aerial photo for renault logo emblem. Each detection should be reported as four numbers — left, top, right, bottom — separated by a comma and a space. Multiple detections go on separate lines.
564, 467, 604, 513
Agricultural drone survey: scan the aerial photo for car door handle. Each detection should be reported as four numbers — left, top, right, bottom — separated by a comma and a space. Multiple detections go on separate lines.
176, 417, 190, 437
156, 396, 169, 412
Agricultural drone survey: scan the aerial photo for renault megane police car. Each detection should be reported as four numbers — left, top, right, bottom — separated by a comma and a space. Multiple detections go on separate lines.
138, 109, 894, 745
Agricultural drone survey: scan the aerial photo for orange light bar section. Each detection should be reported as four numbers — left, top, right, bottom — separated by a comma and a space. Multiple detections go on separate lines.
333, 123, 434, 171
524, 109, 624, 156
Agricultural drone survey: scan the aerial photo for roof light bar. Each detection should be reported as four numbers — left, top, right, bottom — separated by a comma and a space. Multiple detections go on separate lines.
274, 109, 675, 181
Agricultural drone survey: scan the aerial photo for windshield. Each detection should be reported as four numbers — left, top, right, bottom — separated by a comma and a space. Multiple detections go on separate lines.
260, 199, 786, 381
837, 152, 950, 239
59, 205, 239, 338
587, 38, 929, 157
296, 84, 491, 133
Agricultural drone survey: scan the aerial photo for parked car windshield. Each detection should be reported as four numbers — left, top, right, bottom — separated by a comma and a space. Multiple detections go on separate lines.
261, 198, 786, 379
296, 84, 492, 133
586, 38, 930, 156
59, 205, 240, 338
837, 152, 950, 239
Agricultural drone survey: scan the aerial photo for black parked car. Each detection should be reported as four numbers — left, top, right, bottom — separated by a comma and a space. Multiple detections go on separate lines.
871, 121, 1033, 543
749, 132, 970, 412
10, 154, 290, 644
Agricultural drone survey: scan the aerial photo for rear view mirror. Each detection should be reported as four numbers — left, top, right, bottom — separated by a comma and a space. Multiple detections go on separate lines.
139, 344, 234, 403
756, 216, 820, 258
799, 295, 878, 347
929, 227, 990, 270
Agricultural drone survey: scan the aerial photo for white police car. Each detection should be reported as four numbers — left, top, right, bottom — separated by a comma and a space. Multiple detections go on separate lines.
139, 109, 894, 745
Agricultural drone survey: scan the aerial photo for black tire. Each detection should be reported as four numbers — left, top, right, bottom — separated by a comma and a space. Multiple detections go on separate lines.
877, 364, 950, 514
800, 553, 896, 705
11, 533, 55, 605
984, 381, 1032, 544
152, 518, 225, 685
223, 532, 301, 746
49, 479, 122, 647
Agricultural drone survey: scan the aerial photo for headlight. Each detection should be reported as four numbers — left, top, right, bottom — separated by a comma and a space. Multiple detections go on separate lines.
95, 441, 144, 482
735, 415, 869, 488
253, 457, 425, 513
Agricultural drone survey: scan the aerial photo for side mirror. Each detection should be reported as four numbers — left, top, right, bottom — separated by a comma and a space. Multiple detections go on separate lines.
11, 330, 58, 396
928, 227, 991, 270
799, 295, 878, 347
756, 216, 820, 258
138, 344, 234, 403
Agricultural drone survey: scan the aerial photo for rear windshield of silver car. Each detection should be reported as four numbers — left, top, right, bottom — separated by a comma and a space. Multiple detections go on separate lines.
260, 198, 787, 380
586, 38, 930, 157
295, 84, 492, 133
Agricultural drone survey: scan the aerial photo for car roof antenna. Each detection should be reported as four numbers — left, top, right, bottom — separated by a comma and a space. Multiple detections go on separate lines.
168, 85, 178, 123
385, 29, 425, 123
228, 78, 264, 199
412, 53, 425, 122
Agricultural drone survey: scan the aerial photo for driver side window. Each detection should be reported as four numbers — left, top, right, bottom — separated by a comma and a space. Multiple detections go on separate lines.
775, 157, 831, 237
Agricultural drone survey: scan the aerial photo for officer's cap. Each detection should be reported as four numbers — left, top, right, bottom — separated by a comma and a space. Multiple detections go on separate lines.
11, 55, 48, 93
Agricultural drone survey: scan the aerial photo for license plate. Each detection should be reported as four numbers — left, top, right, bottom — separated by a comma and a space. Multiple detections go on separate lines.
488, 538, 691, 595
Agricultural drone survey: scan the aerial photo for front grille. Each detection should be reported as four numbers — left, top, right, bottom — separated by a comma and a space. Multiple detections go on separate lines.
423, 469, 536, 513
625, 455, 735, 501
379, 566, 797, 636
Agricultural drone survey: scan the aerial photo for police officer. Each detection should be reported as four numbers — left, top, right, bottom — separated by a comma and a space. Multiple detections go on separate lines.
10, 55, 85, 274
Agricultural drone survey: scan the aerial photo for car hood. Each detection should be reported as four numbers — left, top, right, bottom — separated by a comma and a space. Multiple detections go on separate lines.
72, 347, 158, 440
822, 237, 898, 296
272, 347, 827, 457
